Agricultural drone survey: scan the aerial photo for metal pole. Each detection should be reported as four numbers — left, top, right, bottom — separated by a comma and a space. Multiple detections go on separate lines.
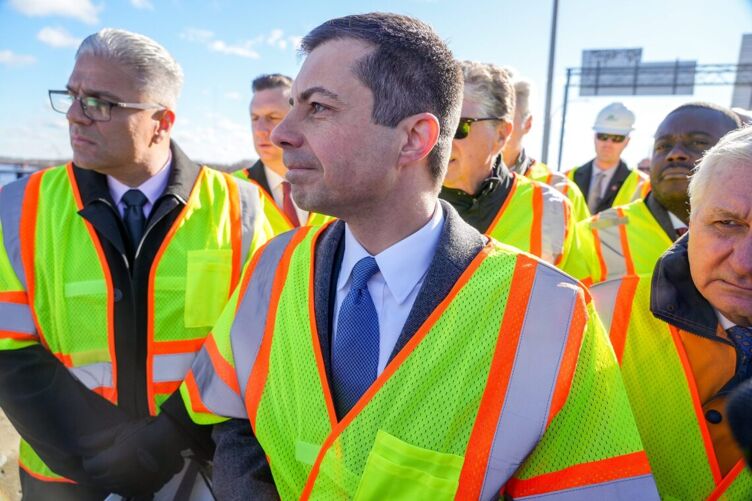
540, 0, 559, 163
556, 68, 572, 172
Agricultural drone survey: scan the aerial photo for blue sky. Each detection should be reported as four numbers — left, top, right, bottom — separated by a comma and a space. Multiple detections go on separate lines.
1, 0, 750, 170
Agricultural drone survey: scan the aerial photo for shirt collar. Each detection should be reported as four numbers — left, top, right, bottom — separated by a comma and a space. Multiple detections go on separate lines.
668, 212, 688, 231
716, 309, 736, 331
338, 203, 445, 304
263, 165, 284, 192
107, 152, 172, 207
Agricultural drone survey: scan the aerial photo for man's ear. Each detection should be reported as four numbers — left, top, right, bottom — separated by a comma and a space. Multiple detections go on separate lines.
523, 114, 533, 134
153, 109, 176, 144
397, 112, 440, 166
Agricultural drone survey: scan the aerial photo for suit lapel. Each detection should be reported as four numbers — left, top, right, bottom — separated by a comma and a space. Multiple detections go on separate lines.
313, 220, 346, 386
246, 160, 274, 200
573, 161, 592, 198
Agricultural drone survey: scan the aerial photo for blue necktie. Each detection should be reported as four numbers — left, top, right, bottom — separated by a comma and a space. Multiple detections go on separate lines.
728, 326, 752, 381
122, 189, 148, 251
332, 256, 380, 416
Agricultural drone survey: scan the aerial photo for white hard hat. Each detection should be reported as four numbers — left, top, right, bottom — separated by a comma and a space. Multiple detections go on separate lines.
592, 102, 635, 135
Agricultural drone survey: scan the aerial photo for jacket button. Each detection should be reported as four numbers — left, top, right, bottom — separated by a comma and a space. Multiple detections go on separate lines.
113, 288, 123, 302
705, 409, 723, 424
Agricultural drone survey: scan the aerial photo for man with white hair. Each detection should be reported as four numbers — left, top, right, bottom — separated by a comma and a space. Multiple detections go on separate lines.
589, 125, 752, 498
0, 28, 269, 499
501, 70, 590, 221
566, 102, 650, 214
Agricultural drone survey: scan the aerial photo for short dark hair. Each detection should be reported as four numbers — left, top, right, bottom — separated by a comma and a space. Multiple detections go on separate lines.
666, 102, 742, 130
252, 73, 293, 93
301, 13, 463, 182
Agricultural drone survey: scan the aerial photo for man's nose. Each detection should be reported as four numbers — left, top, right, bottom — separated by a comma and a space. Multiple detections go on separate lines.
730, 231, 752, 280
271, 113, 302, 149
66, 97, 92, 125
666, 143, 690, 163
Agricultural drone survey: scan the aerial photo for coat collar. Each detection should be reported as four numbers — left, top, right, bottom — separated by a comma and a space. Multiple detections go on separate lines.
650, 235, 721, 340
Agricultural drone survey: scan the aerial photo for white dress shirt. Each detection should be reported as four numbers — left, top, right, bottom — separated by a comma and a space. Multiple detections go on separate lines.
264, 165, 309, 225
333, 203, 445, 375
107, 153, 172, 219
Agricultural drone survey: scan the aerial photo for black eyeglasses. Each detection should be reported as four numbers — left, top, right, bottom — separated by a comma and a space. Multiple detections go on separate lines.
595, 133, 627, 143
48, 90, 166, 122
454, 117, 504, 140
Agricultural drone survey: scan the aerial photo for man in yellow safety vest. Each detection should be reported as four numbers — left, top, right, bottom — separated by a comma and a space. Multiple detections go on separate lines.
590, 125, 752, 499
565, 102, 650, 215
578, 103, 742, 285
501, 69, 590, 222
0, 29, 269, 499
84, 13, 658, 500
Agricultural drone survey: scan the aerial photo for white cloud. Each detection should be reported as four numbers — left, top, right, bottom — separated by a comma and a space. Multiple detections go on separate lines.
209, 40, 259, 59
180, 28, 214, 43
180, 27, 301, 59
225, 91, 242, 101
0, 50, 36, 66
37, 27, 82, 49
130, 0, 153, 10
9, 0, 101, 24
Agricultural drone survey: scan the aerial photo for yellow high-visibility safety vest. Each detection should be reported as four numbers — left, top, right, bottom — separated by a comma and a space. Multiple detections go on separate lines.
523, 160, 590, 222
0, 164, 268, 482
565, 165, 650, 209
576, 199, 674, 285
181, 224, 658, 500
485, 173, 594, 282
591, 275, 752, 500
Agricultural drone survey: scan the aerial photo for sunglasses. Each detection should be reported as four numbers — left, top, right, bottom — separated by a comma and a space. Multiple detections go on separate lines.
596, 133, 627, 143
454, 117, 504, 140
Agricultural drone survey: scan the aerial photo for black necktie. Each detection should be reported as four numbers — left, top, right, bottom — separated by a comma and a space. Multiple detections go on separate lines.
122, 189, 148, 251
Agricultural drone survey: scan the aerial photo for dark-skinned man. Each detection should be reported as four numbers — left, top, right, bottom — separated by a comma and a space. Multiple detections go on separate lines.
578, 102, 742, 285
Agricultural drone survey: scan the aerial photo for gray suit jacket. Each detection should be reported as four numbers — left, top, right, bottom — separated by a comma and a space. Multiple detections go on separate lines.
212, 201, 486, 500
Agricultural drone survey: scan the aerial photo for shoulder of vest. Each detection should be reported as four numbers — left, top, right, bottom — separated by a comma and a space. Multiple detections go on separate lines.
589, 207, 629, 230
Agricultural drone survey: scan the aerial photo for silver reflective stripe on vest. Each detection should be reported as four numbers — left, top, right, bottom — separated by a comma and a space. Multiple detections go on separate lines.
192, 346, 247, 418
539, 186, 567, 264
69, 362, 113, 389
0, 176, 31, 289
233, 176, 264, 265
479, 264, 580, 500
0, 301, 36, 337
589, 278, 623, 334
511, 474, 658, 500
153, 352, 196, 382
591, 212, 628, 280
233, 230, 297, 398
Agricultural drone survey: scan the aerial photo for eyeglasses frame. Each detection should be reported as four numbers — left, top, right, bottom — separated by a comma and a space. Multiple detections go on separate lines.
48, 90, 166, 122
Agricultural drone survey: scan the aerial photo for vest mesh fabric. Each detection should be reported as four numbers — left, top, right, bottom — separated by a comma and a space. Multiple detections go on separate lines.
253, 233, 519, 499
487, 175, 540, 259
617, 277, 752, 499
512, 301, 644, 484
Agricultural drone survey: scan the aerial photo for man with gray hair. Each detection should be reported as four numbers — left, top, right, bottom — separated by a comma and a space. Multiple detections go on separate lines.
0, 28, 269, 499
589, 125, 752, 498
501, 69, 590, 221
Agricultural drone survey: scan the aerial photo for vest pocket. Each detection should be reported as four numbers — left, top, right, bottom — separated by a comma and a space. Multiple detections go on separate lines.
184, 250, 232, 328
353, 430, 463, 501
